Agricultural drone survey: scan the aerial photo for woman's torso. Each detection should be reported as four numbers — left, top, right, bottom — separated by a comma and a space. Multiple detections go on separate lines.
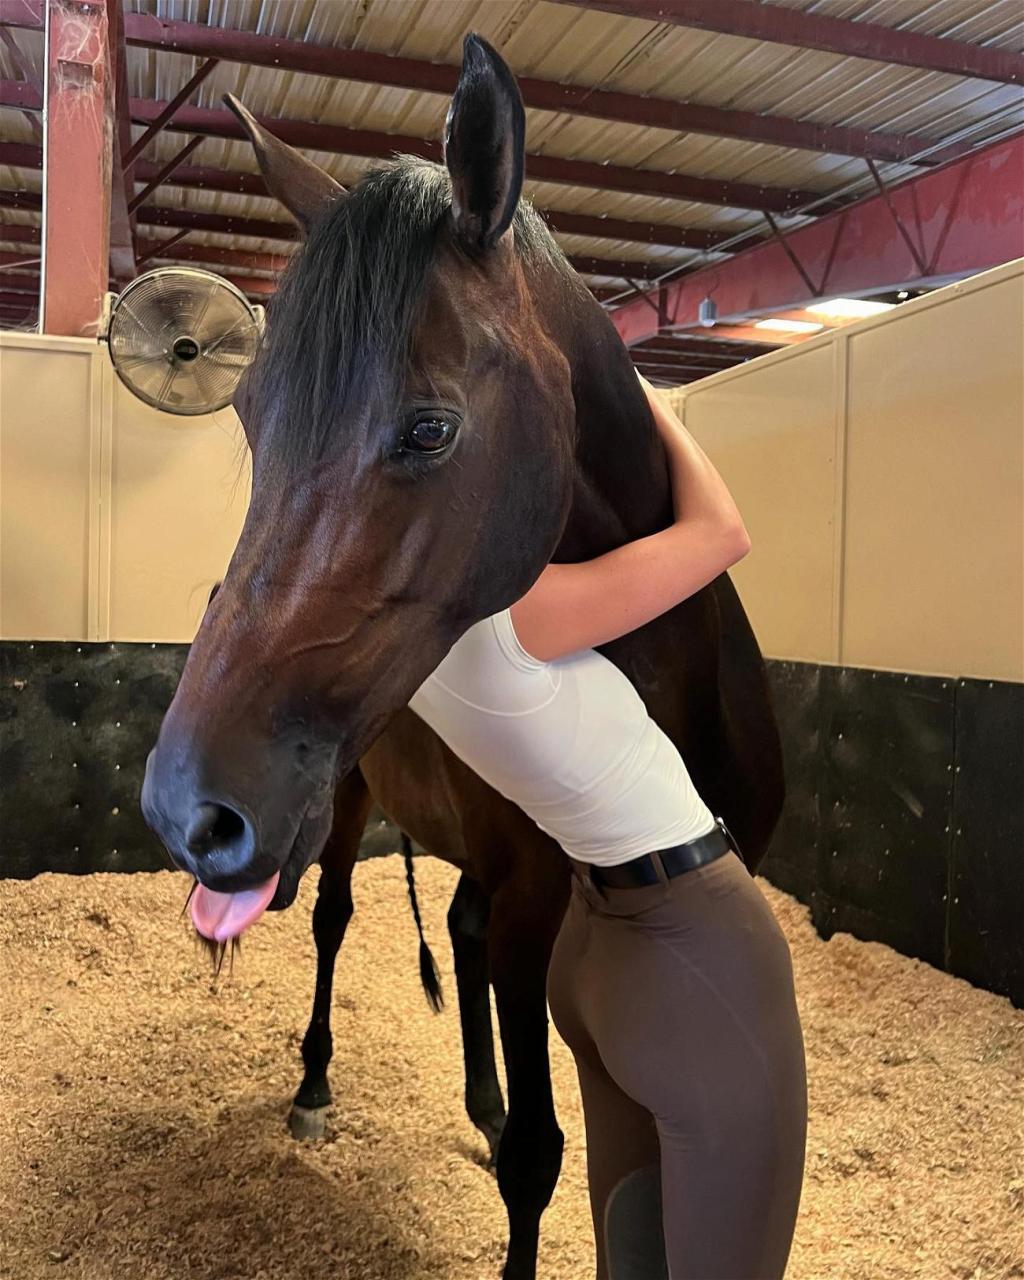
408, 610, 714, 866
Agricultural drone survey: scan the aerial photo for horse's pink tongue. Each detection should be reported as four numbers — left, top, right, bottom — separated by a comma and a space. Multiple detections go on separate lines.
191, 872, 280, 943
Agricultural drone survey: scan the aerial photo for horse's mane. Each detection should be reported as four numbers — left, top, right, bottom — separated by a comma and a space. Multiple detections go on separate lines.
248, 155, 569, 470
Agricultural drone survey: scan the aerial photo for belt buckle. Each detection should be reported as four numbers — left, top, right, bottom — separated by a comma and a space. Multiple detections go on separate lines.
715, 816, 741, 859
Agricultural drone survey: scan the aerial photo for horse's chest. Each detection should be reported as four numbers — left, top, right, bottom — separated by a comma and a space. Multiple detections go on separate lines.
359, 708, 555, 881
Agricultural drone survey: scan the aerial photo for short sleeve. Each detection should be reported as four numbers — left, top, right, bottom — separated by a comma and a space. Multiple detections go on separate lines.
491, 609, 546, 674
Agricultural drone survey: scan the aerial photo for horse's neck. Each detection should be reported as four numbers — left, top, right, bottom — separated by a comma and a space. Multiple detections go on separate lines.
554, 307, 673, 563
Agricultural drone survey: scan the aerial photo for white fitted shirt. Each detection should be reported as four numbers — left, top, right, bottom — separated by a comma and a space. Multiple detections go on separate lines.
409, 609, 715, 866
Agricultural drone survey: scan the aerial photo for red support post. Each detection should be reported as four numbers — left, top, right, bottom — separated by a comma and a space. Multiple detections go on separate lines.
106, 0, 137, 282
42, 0, 113, 335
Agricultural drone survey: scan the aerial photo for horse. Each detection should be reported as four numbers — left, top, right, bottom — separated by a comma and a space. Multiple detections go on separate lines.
142, 34, 784, 1280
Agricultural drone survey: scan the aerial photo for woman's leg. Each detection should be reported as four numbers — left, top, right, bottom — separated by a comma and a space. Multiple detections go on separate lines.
548, 881, 665, 1280
592, 854, 807, 1280
576, 1049, 665, 1280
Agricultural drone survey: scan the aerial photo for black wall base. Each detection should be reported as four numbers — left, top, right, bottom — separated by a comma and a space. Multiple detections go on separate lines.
761, 662, 1023, 1008
2, 642, 1021, 1005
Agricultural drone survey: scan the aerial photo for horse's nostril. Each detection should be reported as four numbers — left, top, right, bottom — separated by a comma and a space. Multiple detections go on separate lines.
185, 801, 246, 855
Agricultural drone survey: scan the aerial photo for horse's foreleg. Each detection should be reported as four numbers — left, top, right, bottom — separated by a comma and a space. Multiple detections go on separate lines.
448, 872, 506, 1163
488, 858, 570, 1280
289, 769, 371, 1140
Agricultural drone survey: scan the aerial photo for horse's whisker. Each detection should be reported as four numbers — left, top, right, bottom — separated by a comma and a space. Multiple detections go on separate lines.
180, 879, 198, 919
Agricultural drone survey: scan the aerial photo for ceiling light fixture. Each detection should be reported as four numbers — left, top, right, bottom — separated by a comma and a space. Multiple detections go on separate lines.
806, 298, 896, 319
754, 318, 824, 334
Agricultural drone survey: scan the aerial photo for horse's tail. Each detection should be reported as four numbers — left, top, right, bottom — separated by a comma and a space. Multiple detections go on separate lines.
402, 833, 444, 1013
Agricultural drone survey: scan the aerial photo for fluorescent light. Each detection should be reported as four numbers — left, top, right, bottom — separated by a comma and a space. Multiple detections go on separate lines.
806, 298, 895, 319
754, 318, 824, 334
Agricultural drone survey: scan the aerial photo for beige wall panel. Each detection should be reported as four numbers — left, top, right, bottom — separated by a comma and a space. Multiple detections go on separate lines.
0, 339, 95, 639
842, 272, 1024, 680
108, 380, 250, 643
681, 345, 838, 663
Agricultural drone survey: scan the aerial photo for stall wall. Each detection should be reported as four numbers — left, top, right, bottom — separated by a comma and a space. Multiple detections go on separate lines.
2, 275, 1021, 1002
0, 333, 249, 643
668, 259, 1024, 683
668, 261, 1023, 1004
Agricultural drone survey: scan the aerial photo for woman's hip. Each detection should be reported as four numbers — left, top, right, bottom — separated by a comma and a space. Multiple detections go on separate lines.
548, 852, 804, 1089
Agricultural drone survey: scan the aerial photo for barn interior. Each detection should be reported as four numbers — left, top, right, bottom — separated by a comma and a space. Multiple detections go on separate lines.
1, 3, 1022, 1279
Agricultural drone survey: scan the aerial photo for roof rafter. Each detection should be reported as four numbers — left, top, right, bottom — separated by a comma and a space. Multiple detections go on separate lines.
1, 1, 966, 162
0, 79, 831, 213
1, 193, 682, 282
0, 147, 741, 251
554, 0, 1024, 86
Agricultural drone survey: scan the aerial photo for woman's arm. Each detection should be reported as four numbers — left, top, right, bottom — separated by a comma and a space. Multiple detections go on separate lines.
510, 375, 750, 662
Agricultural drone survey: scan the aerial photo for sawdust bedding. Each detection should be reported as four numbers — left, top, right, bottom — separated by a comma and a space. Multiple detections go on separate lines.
1, 856, 1021, 1280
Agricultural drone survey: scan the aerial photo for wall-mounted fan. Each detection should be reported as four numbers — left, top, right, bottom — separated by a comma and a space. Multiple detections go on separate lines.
102, 267, 263, 415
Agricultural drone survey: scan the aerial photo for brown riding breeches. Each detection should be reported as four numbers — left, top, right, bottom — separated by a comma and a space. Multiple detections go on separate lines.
547, 851, 807, 1280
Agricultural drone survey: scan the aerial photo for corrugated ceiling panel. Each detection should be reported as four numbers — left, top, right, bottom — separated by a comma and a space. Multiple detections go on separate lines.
3, 0, 1021, 284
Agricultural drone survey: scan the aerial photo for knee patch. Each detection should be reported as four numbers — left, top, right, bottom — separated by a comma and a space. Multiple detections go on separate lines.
604, 1163, 668, 1280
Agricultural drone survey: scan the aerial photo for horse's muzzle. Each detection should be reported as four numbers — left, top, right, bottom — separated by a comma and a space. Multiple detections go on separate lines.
140, 737, 337, 898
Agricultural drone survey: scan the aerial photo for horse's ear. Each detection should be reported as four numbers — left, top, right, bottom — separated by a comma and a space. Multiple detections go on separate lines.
224, 94, 344, 232
444, 34, 525, 253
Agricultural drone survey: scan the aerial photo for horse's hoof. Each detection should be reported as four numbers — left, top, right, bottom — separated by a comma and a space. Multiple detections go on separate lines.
288, 1103, 328, 1141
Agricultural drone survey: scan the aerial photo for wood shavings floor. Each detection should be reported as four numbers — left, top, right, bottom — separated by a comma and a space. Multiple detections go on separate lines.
1, 857, 1021, 1280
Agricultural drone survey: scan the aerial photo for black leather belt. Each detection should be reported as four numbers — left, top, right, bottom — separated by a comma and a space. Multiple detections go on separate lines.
588, 818, 738, 890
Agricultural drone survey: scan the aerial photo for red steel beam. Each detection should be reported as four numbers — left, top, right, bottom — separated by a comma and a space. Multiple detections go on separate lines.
126, 135, 204, 213
554, 0, 1024, 86
116, 12, 955, 164
0, 250, 41, 267
634, 361, 728, 376
64, 227, 664, 293
131, 234, 666, 283
0, 223, 38, 243
0, 257, 271, 305
137, 196, 736, 254
0, 273, 38, 293
0, 202, 612, 303
630, 346, 749, 366
122, 57, 219, 167
543, 209, 734, 250
126, 96, 826, 212
566, 255, 669, 280
1, 1, 961, 162
136, 238, 289, 275
0, 80, 828, 212
42, 0, 113, 335
633, 335, 775, 357
612, 132, 1024, 347
0, 149, 740, 251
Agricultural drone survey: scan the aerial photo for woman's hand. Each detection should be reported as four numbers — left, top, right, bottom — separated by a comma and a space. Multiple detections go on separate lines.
510, 376, 750, 662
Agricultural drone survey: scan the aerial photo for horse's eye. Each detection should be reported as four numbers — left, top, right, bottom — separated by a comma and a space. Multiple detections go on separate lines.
405, 415, 457, 454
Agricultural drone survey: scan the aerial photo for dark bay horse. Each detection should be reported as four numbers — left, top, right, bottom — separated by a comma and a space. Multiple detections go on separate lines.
142, 35, 783, 1280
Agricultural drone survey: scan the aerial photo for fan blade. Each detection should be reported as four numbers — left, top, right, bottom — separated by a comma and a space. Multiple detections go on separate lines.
198, 314, 259, 358
111, 350, 174, 376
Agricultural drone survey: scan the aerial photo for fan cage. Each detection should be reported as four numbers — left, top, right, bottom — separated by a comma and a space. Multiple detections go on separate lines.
107, 267, 262, 416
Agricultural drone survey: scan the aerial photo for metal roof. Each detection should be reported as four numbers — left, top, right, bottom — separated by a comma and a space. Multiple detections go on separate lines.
2, 0, 1022, 370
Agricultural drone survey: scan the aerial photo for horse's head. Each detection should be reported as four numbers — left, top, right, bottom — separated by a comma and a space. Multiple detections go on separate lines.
141, 36, 583, 912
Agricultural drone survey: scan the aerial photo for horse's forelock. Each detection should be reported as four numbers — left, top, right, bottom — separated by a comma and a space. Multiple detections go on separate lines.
247, 157, 570, 473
